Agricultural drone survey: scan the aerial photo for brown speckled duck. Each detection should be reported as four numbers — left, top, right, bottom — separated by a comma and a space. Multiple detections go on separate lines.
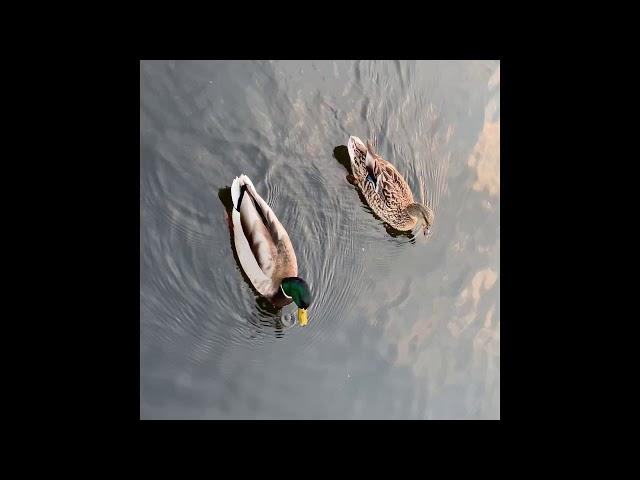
346, 136, 434, 235
230, 175, 312, 325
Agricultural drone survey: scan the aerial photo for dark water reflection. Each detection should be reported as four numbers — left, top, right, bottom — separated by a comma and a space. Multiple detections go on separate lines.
141, 60, 500, 419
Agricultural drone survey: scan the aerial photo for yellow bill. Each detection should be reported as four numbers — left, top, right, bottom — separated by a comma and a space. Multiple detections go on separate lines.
298, 308, 308, 326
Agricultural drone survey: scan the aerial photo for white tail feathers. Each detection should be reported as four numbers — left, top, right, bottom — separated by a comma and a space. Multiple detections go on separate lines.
231, 176, 242, 208
239, 174, 255, 190
231, 175, 258, 211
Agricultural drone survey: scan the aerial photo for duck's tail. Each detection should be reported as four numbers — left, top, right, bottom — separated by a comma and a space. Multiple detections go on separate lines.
347, 135, 366, 171
231, 175, 255, 212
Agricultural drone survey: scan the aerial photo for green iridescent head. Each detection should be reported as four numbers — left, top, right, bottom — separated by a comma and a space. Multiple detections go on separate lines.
281, 277, 313, 326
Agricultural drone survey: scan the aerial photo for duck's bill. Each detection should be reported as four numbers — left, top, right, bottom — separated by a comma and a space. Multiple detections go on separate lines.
298, 308, 308, 326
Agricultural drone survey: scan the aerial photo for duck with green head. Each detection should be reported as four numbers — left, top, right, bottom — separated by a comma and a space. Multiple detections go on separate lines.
230, 175, 313, 325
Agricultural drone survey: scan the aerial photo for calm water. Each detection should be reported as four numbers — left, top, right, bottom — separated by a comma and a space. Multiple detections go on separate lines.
140, 60, 500, 419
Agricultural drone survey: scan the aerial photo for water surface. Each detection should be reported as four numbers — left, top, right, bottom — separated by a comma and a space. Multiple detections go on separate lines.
140, 60, 500, 419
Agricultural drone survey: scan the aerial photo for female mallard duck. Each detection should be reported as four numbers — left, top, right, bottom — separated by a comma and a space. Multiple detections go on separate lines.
230, 175, 313, 325
346, 136, 434, 235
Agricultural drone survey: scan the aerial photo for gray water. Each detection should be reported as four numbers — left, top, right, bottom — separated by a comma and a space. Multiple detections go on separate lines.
140, 60, 500, 419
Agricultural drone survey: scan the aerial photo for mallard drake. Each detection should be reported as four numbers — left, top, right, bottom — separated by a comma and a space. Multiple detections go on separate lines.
346, 136, 434, 235
230, 175, 313, 325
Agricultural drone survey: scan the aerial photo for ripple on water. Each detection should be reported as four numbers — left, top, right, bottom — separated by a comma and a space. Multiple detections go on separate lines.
143, 61, 455, 354
141, 60, 500, 420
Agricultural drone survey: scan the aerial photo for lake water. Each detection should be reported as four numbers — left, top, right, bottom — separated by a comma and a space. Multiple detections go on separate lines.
140, 60, 500, 419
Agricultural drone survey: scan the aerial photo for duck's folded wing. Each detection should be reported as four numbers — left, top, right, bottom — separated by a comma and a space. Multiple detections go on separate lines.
231, 177, 277, 295
365, 140, 383, 181
239, 175, 296, 263
382, 163, 414, 206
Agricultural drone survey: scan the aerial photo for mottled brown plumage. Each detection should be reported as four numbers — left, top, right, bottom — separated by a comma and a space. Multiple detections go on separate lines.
346, 136, 434, 234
